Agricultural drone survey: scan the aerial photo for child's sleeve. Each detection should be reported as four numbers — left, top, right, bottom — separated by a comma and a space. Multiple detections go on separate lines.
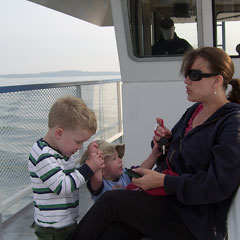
30, 153, 94, 195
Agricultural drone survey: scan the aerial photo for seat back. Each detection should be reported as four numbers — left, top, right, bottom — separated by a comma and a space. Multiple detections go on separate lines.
228, 186, 240, 240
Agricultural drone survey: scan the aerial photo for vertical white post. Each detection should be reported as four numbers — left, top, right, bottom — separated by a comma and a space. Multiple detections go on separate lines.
0, 196, 3, 240
76, 84, 84, 158
76, 84, 82, 99
117, 81, 123, 134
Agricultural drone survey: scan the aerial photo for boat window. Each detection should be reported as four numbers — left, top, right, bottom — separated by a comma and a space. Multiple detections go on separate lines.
213, 0, 240, 57
125, 0, 198, 58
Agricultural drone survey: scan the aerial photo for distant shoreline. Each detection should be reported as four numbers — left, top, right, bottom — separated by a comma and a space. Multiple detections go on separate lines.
0, 70, 120, 79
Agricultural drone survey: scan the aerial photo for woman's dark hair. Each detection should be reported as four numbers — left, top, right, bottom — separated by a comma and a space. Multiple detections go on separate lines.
180, 47, 240, 104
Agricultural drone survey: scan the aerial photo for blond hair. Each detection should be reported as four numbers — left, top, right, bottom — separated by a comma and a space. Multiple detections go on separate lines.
80, 140, 125, 164
48, 95, 97, 133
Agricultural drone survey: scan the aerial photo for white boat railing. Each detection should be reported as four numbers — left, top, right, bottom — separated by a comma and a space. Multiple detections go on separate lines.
0, 78, 123, 230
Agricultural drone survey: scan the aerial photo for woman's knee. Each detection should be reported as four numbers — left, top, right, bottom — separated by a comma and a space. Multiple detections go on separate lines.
97, 190, 128, 204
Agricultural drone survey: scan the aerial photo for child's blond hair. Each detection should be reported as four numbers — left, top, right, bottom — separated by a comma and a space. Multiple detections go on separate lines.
48, 95, 97, 133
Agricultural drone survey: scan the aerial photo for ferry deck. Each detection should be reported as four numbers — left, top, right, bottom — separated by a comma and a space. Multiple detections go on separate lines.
1, 0, 240, 239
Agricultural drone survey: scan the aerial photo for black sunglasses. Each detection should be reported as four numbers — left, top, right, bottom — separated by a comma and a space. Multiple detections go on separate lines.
187, 69, 218, 81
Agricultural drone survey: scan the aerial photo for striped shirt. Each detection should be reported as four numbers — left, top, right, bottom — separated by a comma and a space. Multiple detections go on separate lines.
28, 139, 93, 228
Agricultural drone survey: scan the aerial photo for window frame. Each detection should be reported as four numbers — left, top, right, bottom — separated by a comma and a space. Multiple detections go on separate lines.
121, 0, 203, 62
212, 0, 240, 58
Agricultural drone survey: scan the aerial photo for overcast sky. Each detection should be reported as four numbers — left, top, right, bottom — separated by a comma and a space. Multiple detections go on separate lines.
0, 0, 120, 75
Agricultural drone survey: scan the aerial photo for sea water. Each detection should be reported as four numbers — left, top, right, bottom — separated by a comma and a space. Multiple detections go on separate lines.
0, 74, 120, 87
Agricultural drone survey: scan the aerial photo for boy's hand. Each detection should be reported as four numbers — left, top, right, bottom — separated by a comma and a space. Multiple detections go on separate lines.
85, 150, 104, 172
88, 141, 98, 153
91, 168, 103, 183
93, 168, 103, 179
89, 168, 103, 192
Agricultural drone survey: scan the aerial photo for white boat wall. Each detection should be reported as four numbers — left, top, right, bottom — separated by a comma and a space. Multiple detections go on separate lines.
22, 0, 240, 239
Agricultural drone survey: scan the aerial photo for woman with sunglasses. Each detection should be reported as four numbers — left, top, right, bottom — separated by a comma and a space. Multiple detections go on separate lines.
69, 47, 240, 240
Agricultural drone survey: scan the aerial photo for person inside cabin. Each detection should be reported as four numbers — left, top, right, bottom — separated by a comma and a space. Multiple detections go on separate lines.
28, 95, 104, 240
80, 140, 131, 202
152, 17, 193, 55
68, 47, 240, 240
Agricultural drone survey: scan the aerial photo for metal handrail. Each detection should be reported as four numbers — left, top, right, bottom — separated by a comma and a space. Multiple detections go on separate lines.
0, 78, 121, 93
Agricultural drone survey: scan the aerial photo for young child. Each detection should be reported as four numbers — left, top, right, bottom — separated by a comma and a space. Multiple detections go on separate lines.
80, 140, 131, 202
28, 96, 104, 240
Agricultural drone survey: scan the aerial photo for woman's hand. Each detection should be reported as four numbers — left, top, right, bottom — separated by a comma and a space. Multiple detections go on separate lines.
154, 118, 172, 142
151, 137, 162, 157
132, 168, 165, 190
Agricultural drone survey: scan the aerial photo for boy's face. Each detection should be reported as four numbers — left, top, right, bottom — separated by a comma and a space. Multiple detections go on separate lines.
102, 151, 123, 180
55, 127, 92, 157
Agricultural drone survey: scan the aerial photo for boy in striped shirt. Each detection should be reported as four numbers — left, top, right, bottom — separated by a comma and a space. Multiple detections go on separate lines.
28, 96, 104, 240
